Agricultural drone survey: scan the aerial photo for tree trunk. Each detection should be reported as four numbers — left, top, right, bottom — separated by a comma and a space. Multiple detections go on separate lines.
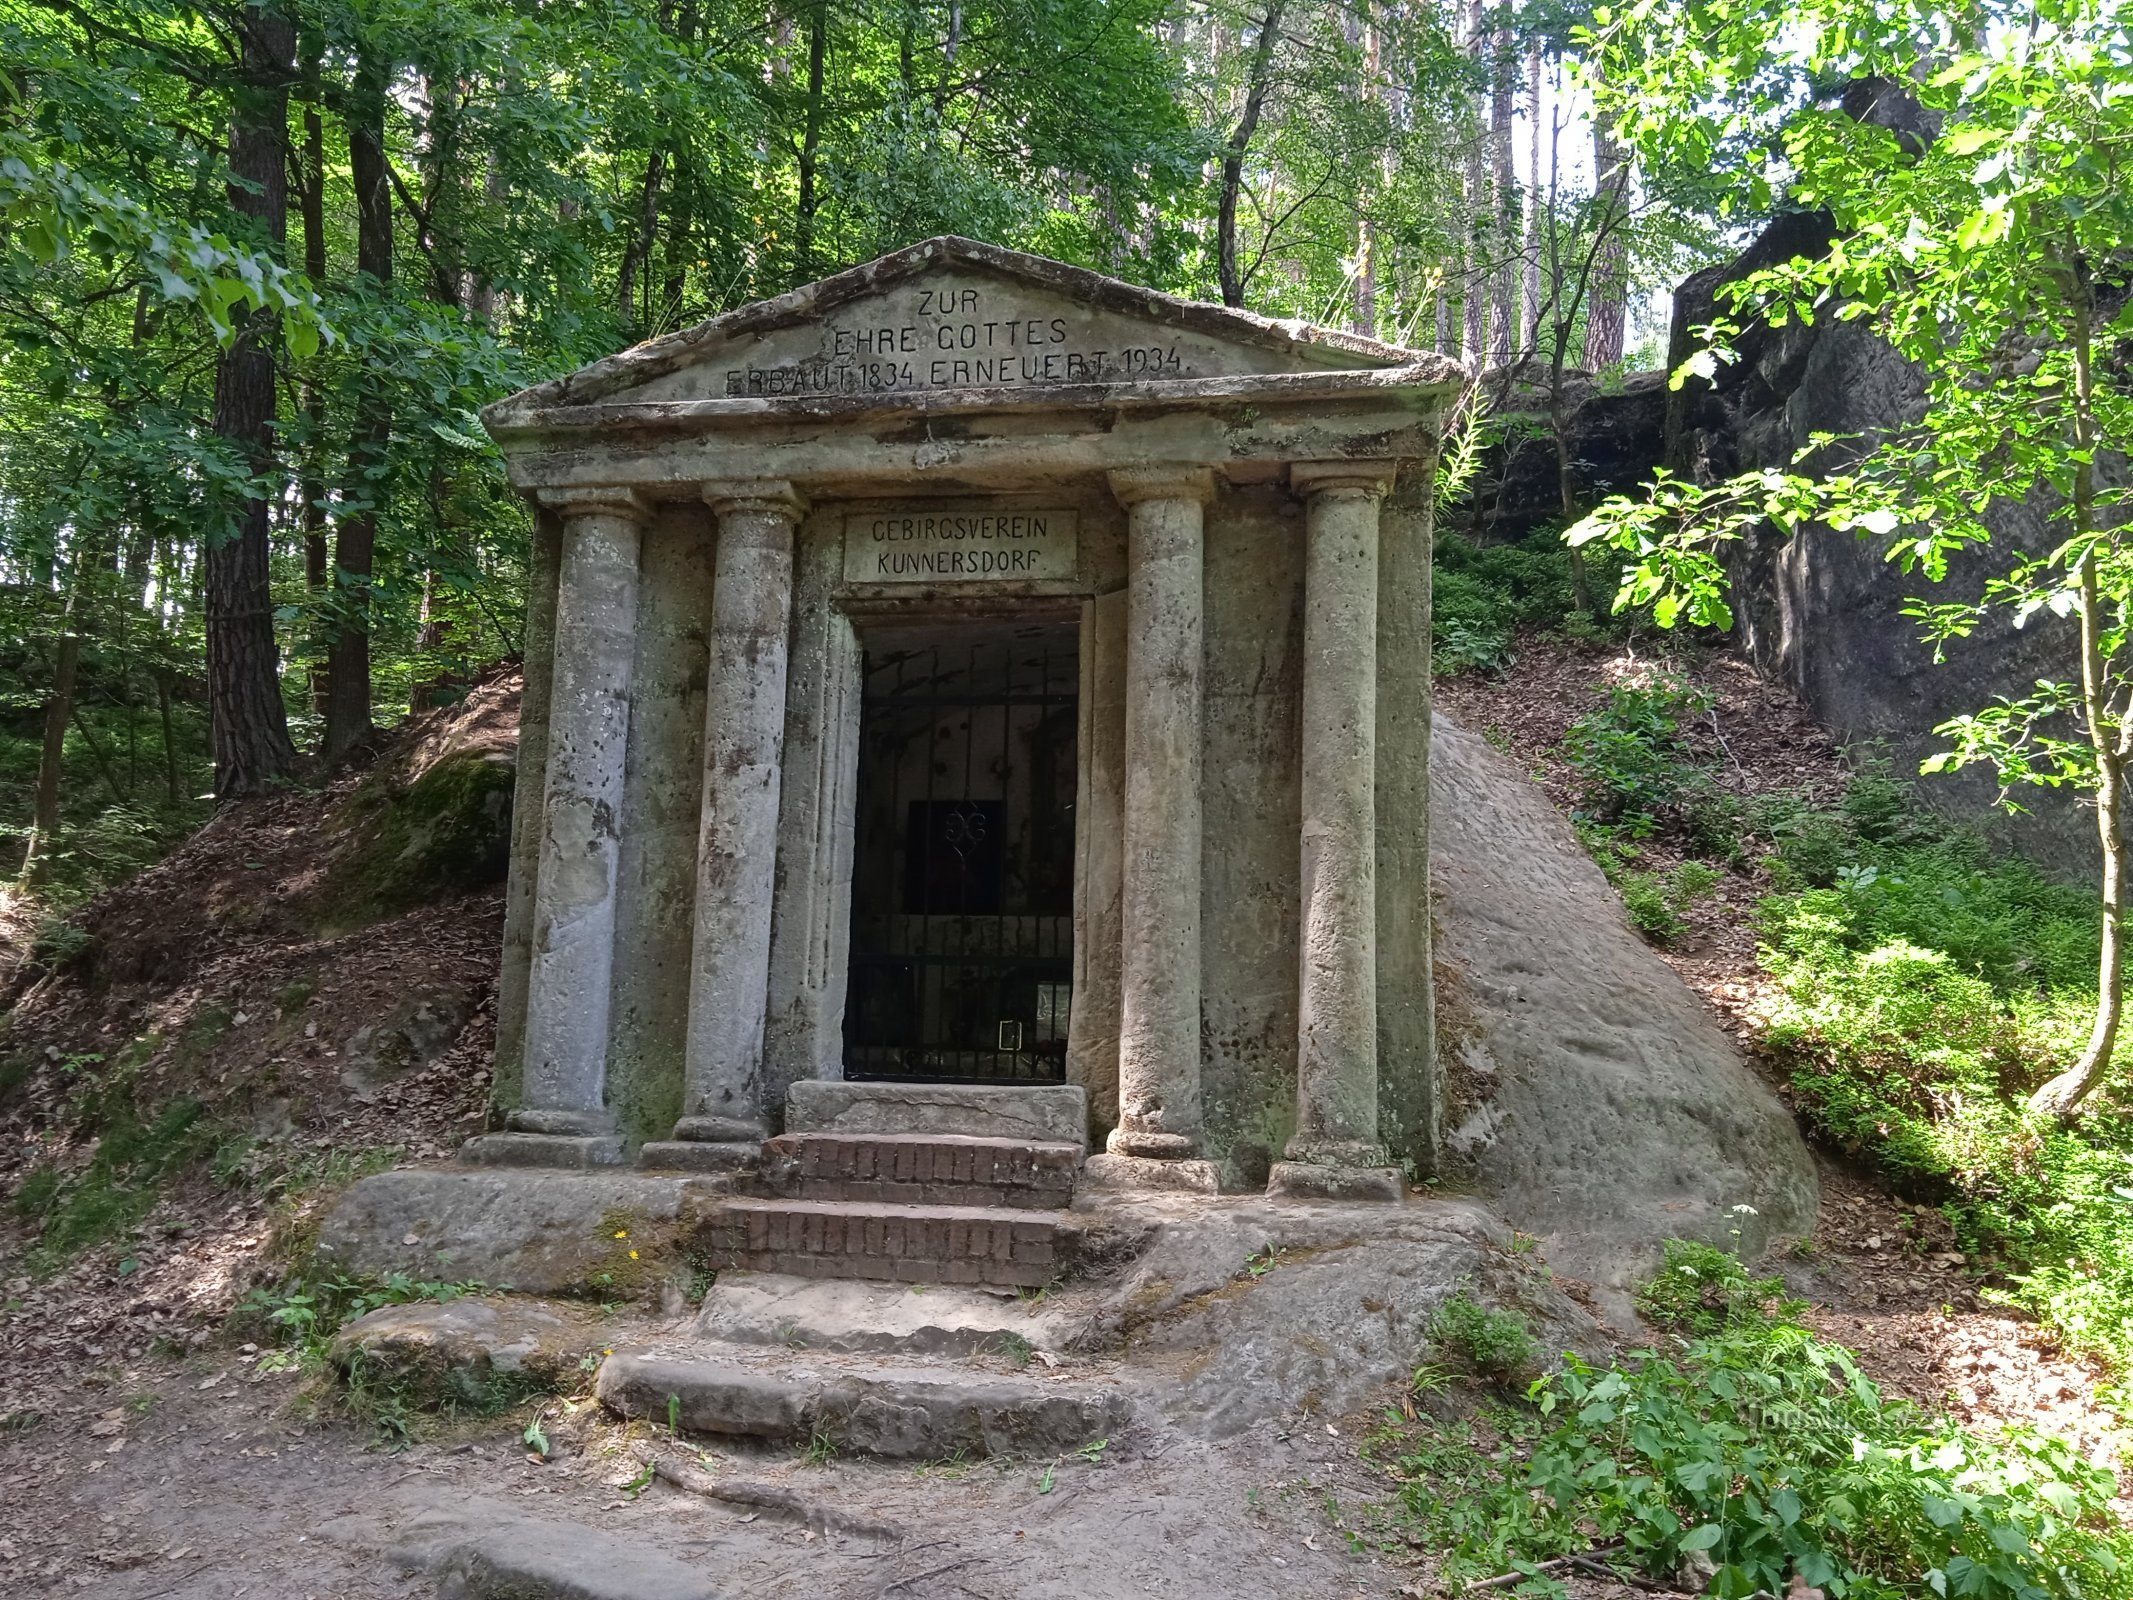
1459, 0, 1485, 362
1583, 117, 1629, 370
1522, 41, 1542, 352
2031, 259, 2119, 1121
1488, 19, 1517, 368
206, 1, 300, 800
793, 0, 828, 282
157, 669, 181, 806
298, 40, 329, 717
1217, 0, 1287, 308
616, 149, 665, 324
323, 47, 393, 766
19, 629, 81, 883
1352, 23, 1381, 338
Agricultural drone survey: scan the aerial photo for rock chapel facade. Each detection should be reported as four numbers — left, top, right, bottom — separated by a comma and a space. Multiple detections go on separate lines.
472, 237, 1462, 1201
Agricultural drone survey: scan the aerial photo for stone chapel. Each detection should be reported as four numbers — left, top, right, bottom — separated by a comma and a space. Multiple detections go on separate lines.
470, 237, 1463, 1212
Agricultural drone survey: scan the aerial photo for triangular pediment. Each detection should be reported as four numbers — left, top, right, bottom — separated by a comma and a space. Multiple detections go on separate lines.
491, 237, 1434, 418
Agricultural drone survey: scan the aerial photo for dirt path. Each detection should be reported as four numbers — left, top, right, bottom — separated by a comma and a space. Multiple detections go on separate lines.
0, 1343, 1408, 1599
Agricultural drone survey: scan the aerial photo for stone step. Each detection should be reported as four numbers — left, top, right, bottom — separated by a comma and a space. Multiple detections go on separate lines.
759, 1131, 1080, 1210
595, 1349, 1132, 1459
699, 1196, 1066, 1288
695, 1269, 1082, 1357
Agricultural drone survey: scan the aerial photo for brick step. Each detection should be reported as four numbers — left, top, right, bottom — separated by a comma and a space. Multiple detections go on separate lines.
759, 1131, 1080, 1210
700, 1197, 1067, 1288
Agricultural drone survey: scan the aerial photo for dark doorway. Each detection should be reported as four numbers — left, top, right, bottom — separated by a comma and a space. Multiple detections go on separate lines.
844, 621, 1077, 1083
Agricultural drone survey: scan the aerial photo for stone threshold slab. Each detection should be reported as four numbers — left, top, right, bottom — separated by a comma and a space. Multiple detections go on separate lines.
596, 1348, 1134, 1459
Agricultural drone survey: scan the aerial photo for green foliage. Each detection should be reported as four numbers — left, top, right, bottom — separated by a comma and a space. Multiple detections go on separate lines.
1433, 528, 1588, 676
1620, 861, 1722, 945
1427, 1291, 1537, 1387
20, 1097, 226, 1265
238, 1269, 480, 1364
1636, 1239, 1803, 1337
1746, 779, 2133, 1376
1563, 674, 1712, 825
1392, 1322, 2131, 1600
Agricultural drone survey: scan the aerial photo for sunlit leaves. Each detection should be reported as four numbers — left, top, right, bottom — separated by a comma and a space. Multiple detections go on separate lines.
0, 140, 331, 352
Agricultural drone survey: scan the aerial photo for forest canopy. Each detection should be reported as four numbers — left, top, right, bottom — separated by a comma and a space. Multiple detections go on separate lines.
2, 0, 1703, 883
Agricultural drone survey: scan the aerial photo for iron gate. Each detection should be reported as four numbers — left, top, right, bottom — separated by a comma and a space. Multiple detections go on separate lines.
843, 625, 1077, 1083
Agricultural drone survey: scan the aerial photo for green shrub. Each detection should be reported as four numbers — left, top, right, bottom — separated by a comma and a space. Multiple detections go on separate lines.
1620, 861, 1721, 945
1428, 1291, 1537, 1385
12, 1163, 60, 1221
1636, 1238, 1803, 1336
1434, 568, 1520, 675
1747, 776, 2133, 1377
1392, 1323, 2131, 1600
1432, 528, 1593, 676
25, 1098, 219, 1264
1563, 675, 1711, 824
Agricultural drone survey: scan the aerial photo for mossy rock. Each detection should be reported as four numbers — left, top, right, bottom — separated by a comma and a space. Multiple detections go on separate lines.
330, 1297, 602, 1415
323, 749, 514, 927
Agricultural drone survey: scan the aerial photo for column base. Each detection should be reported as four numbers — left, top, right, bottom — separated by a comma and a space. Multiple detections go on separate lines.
1082, 1152, 1223, 1194
507, 1107, 615, 1137
460, 1131, 626, 1170
1105, 1127, 1199, 1159
671, 1115, 767, 1144
1266, 1161, 1403, 1203
638, 1140, 758, 1174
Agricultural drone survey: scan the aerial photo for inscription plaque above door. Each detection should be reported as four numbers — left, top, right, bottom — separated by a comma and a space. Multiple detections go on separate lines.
844, 508, 1078, 584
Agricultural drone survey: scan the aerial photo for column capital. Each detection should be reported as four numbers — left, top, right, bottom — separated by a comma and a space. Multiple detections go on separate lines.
535, 485, 654, 522
1290, 460, 1399, 501
1107, 465, 1215, 508
702, 479, 806, 519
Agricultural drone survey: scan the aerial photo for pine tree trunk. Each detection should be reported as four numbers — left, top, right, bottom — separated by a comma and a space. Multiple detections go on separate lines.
323, 48, 393, 766
1488, 21, 1516, 368
1583, 118, 1629, 370
298, 40, 329, 718
206, 1, 300, 800
1522, 42, 1542, 351
1459, 0, 1486, 362
19, 629, 81, 883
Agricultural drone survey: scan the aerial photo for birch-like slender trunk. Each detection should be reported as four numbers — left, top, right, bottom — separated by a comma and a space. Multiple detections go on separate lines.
2032, 254, 2123, 1121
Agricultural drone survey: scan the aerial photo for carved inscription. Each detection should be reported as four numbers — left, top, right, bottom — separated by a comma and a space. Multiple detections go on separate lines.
729, 287, 1186, 396
843, 508, 1079, 584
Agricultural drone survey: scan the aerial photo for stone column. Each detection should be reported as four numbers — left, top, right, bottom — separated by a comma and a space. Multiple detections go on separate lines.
471, 487, 648, 1169
1271, 461, 1403, 1203
642, 482, 803, 1172
1086, 465, 1221, 1193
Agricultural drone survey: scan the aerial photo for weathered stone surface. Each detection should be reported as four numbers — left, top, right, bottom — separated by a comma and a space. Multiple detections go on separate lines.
460, 1131, 624, 1170
339, 985, 473, 1099
317, 1168, 717, 1296
1078, 1192, 1605, 1436
1263, 1161, 1402, 1203
596, 1348, 1132, 1458
597, 1353, 813, 1441
816, 1369, 1131, 1459
1430, 713, 1818, 1290
331, 1297, 604, 1410
695, 1269, 1079, 1356
785, 1081, 1088, 1147
1664, 182, 2107, 876
1080, 1153, 1221, 1194
1462, 366, 1668, 542
394, 1496, 728, 1600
